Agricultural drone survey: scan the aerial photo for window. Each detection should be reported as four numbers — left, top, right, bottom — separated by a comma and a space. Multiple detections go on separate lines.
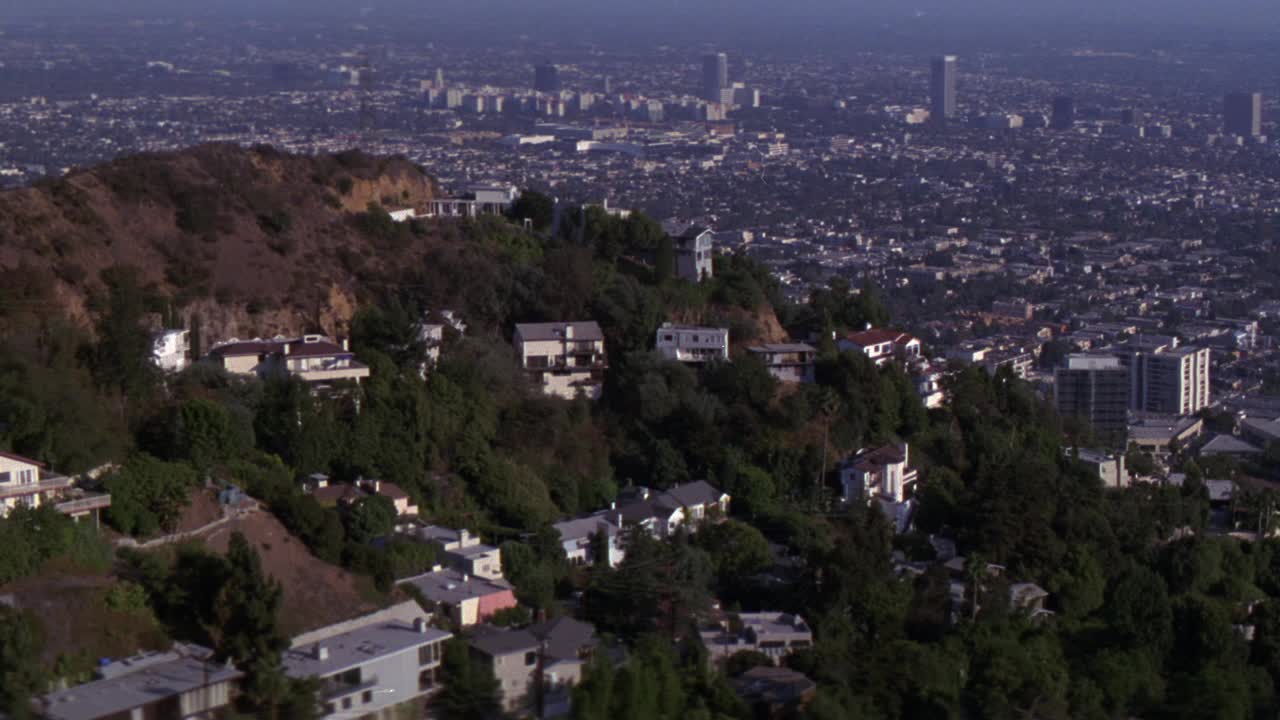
524, 651, 538, 666
419, 642, 439, 666
324, 703, 336, 715
338, 668, 362, 686
362, 690, 373, 704
0, 472, 9, 484
342, 698, 353, 710
419, 668, 437, 692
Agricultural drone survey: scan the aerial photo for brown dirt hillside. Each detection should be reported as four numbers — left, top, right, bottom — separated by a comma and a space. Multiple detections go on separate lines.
0, 144, 438, 339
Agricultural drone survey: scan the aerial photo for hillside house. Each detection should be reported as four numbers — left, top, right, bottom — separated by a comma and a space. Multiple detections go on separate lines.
426, 184, 519, 219
837, 328, 921, 367
400, 569, 518, 627
39, 644, 241, 720
655, 323, 729, 364
0, 451, 110, 521
838, 443, 918, 533
663, 222, 715, 282
208, 335, 370, 385
514, 322, 607, 400
283, 602, 450, 719
151, 329, 190, 372
404, 525, 503, 580
468, 617, 601, 717
748, 343, 817, 383
701, 612, 813, 664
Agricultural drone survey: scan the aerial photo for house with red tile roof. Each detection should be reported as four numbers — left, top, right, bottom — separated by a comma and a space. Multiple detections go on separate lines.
837, 328, 921, 366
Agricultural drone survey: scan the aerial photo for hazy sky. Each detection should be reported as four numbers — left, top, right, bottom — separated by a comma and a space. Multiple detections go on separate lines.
2, 0, 1276, 47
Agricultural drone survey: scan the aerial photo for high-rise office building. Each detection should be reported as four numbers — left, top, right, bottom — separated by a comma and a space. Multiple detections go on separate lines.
930, 55, 957, 123
1056, 355, 1129, 435
603, 76, 612, 94
434, 67, 445, 89
1224, 92, 1262, 137
702, 52, 729, 103
534, 63, 561, 93
1051, 96, 1075, 129
1118, 345, 1210, 416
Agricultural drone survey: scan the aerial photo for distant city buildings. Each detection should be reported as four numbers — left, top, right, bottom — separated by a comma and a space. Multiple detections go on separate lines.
930, 55, 957, 123
534, 62, 562, 93
1224, 91, 1263, 137
1051, 96, 1075, 130
702, 52, 729, 104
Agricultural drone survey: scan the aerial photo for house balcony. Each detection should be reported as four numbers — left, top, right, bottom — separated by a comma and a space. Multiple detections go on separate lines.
0, 473, 73, 500
54, 492, 112, 517
292, 364, 371, 384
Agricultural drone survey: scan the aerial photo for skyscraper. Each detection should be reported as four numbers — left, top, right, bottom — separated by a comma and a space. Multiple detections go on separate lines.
1051, 96, 1075, 130
534, 63, 561, 93
1224, 92, 1263, 137
1055, 355, 1129, 436
434, 67, 445, 89
930, 55, 957, 123
702, 52, 728, 103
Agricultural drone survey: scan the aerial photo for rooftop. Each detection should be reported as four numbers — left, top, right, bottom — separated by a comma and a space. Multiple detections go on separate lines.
41, 645, 242, 720
399, 568, 514, 605
515, 321, 605, 343
282, 618, 449, 679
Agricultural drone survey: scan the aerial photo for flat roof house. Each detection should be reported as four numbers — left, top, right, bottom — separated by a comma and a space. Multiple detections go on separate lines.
655, 323, 729, 365
283, 602, 451, 720
514, 322, 607, 401
38, 643, 241, 720
403, 525, 504, 581
748, 343, 817, 384
208, 334, 370, 385
701, 612, 813, 664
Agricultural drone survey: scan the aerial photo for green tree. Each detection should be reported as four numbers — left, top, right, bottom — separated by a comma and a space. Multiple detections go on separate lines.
431, 636, 504, 720
508, 190, 555, 232
209, 532, 290, 713
344, 494, 397, 545
104, 453, 197, 536
89, 266, 158, 418
0, 607, 44, 719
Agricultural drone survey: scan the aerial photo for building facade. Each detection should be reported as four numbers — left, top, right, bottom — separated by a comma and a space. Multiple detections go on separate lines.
0, 451, 110, 521
151, 329, 190, 373
514, 321, 607, 400
1224, 92, 1263, 137
283, 608, 451, 720
655, 323, 729, 364
208, 335, 370, 385
669, 225, 715, 282
1119, 345, 1211, 416
426, 184, 519, 219
701, 52, 728, 104
930, 55, 957, 123
837, 329, 921, 366
1055, 354, 1130, 435
748, 344, 817, 383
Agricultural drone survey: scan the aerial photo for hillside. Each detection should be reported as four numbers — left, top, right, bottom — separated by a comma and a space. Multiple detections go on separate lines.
0, 144, 437, 340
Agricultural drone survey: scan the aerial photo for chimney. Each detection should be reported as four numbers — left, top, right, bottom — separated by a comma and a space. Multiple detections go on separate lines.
414, 617, 429, 634
283, 343, 291, 356
315, 644, 329, 661
610, 501, 616, 510
564, 324, 574, 341
462, 573, 470, 583
898, 441, 909, 466
343, 338, 350, 351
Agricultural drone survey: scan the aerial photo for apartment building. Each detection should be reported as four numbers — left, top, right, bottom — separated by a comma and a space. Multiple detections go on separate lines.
655, 323, 729, 365
748, 343, 817, 383
0, 451, 110, 521
283, 603, 451, 720
39, 643, 241, 720
514, 322, 607, 400
1118, 345, 1211, 416
208, 335, 370, 385
1055, 355, 1129, 435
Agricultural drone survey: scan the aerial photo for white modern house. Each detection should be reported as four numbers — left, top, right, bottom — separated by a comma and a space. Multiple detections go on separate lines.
426, 184, 519, 219
405, 525, 504, 581
151, 329, 190, 372
514, 321, 607, 400
655, 323, 729, 365
283, 602, 451, 720
838, 442, 918, 533
0, 451, 110, 521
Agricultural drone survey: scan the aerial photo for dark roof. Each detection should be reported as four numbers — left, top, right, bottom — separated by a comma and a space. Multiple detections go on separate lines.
469, 627, 539, 657
0, 450, 44, 468
731, 666, 816, 706
661, 480, 726, 508
851, 445, 906, 473
528, 617, 598, 662
515, 321, 605, 343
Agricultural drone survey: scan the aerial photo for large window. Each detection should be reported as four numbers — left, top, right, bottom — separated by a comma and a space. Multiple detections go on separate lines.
0, 472, 9, 484
419, 668, 437, 692
524, 651, 538, 667
419, 642, 440, 667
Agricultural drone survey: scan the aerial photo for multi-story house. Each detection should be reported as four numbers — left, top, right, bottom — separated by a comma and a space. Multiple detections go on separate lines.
426, 184, 519, 219
665, 223, 714, 282
283, 603, 451, 720
655, 323, 729, 365
151, 329, 190, 373
208, 335, 371, 385
552, 513, 625, 568
514, 322, 607, 400
0, 451, 110, 521
406, 525, 504, 581
748, 343, 817, 383
838, 443, 919, 533
40, 643, 241, 720
468, 618, 600, 716
701, 612, 813, 664
837, 329, 921, 367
